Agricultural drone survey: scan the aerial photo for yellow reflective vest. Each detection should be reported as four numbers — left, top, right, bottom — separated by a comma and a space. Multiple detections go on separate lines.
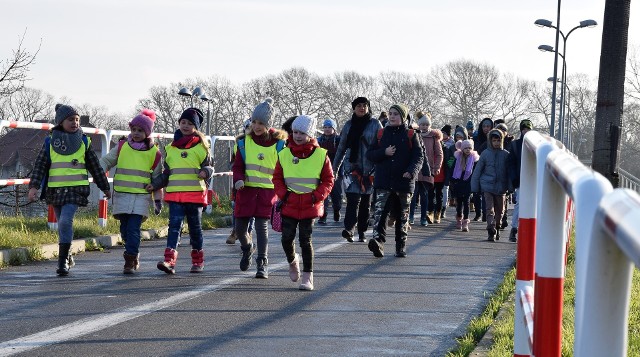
278, 147, 327, 194
48, 137, 90, 188
113, 143, 159, 194
244, 135, 281, 189
165, 144, 208, 192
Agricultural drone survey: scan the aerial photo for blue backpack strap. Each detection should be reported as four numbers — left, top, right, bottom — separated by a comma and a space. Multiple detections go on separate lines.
275, 139, 286, 153
237, 138, 246, 162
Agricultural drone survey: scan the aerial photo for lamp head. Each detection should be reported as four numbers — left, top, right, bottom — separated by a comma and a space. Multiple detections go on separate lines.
538, 44, 554, 53
534, 19, 553, 28
547, 77, 560, 82
200, 94, 210, 102
579, 19, 597, 28
192, 86, 205, 97
178, 87, 192, 97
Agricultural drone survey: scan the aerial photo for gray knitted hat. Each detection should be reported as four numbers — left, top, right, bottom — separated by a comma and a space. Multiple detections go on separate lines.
292, 115, 317, 137
54, 104, 79, 125
251, 98, 275, 127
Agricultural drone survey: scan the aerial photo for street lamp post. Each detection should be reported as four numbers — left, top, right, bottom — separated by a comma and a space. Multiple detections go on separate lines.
535, 18, 597, 140
200, 94, 213, 136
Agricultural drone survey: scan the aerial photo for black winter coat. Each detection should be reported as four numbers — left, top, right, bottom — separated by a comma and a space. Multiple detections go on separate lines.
366, 124, 424, 193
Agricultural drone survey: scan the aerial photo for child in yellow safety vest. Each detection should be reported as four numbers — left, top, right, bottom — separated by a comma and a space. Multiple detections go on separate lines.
28, 104, 112, 276
148, 108, 213, 274
232, 98, 287, 279
272, 115, 334, 290
99, 109, 164, 274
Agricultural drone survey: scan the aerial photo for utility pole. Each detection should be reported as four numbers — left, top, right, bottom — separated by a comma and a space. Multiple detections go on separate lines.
591, 0, 631, 188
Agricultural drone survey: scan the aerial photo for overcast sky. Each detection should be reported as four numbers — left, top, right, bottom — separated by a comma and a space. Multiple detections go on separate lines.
2, 0, 637, 115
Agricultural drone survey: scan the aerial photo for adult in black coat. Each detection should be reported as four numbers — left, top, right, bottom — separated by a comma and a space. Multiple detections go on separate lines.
507, 119, 533, 241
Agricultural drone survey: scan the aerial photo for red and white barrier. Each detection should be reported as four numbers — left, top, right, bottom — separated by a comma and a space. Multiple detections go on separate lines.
1, 120, 236, 229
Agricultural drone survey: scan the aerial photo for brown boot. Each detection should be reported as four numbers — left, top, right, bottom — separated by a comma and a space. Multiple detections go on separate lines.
434, 210, 441, 224
426, 211, 434, 224
123, 252, 138, 274
226, 228, 237, 244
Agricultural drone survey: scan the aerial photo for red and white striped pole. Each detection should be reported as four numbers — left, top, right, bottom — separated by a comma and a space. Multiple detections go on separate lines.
98, 196, 108, 227
513, 131, 554, 357
47, 205, 58, 230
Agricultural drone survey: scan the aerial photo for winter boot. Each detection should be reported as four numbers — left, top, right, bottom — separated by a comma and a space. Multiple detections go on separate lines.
157, 248, 178, 274
255, 257, 268, 279
495, 227, 501, 241
367, 238, 384, 258
56, 243, 72, 276
341, 229, 354, 243
440, 208, 446, 219
333, 209, 341, 222
299, 271, 314, 291
394, 240, 407, 258
123, 252, 139, 274
288, 253, 300, 282
426, 211, 434, 224
462, 219, 470, 232
226, 228, 237, 244
501, 214, 509, 230
408, 215, 415, 225
67, 254, 75, 268
190, 249, 204, 273
456, 215, 463, 230
240, 244, 254, 271
482, 211, 487, 222
509, 227, 518, 242
358, 231, 367, 243
487, 227, 497, 242
473, 211, 481, 221
318, 211, 327, 225
434, 210, 441, 224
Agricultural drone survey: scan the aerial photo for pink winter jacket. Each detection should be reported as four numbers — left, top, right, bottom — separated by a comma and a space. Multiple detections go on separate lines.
417, 128, 443, 185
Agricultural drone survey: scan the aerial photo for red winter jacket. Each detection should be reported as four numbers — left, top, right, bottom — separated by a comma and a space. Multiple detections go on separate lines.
232, 128, 287, 218
273, 139, 334, 220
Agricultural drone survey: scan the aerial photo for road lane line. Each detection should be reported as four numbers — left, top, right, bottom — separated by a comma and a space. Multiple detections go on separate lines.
0, 241, 346, 356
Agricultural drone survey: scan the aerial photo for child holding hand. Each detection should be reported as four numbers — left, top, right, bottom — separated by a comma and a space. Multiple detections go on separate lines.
28, 104, 111, 276
100, 109, 163, 274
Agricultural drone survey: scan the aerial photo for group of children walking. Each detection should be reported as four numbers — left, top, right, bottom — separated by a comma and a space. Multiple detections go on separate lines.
27, 98, 529, 291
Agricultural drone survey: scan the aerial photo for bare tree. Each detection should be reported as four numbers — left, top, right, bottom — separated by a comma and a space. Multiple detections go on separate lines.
494, 74, 534, 132
378, 72, 444, 124
430, 59, 500, 121
0, 86, 53, 122
1, 30, 40, 97
137, 85, 184, 134
567, 74, 598, 159
525, 81, 552, 133
317, 71, 379, 128
626, 45, 640, 101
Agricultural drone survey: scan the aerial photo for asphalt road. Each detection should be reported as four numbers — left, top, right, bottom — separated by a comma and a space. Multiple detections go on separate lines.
0, 209, 516, 356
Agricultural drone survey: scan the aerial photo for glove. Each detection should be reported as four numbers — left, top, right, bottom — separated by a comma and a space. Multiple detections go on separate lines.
154, 199, 163, 215
234, 180, 245, 190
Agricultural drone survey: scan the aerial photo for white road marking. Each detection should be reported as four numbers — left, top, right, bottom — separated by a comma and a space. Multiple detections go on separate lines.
0, 241, 346, 356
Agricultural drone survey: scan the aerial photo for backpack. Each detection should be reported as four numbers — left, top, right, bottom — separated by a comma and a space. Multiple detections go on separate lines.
376, 128, 431, 176
376, 128, 414, 148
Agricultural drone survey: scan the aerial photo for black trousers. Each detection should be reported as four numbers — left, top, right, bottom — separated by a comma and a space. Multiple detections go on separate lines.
281, 216, 314, 272
343, 192, 371, 234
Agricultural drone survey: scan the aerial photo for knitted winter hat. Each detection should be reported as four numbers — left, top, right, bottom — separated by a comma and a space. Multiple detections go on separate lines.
322, 118, 337, 129
351, 96, 370, 110
520, 119, 533, 131
389, 104, 409, 121
129, 109, 156, 137
54, 104, 79, 125
251, 98, 275, 127
456, 139, 474, 151
466, 120, 475, 130
179, 107, 204, 131
416, 111, 432, 126
292, 115, 317, 137
441, 124, 452, 136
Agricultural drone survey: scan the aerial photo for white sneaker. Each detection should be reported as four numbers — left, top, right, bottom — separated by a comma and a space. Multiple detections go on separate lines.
289, 253, 300, 282
299, 271, 314, 291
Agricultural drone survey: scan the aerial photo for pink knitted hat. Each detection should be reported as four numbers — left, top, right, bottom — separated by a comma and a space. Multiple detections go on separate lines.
129, 109, 156, 137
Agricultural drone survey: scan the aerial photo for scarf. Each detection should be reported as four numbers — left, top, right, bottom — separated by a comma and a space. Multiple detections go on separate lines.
452, 150, 479, 180
346, 113, 370, 163
127, 135, 154, 151
172, 129, 201, 149
51, 128, 84, 155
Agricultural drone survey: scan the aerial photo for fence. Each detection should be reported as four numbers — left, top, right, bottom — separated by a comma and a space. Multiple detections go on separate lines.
513, 130, 640, 356
0, 120, 235, 228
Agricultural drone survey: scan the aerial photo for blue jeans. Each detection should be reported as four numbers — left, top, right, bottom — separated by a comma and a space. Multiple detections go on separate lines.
167, 202, 203, 250
53, 204, 78, 244
119, 214, 143, 255
409, 182, 429, 220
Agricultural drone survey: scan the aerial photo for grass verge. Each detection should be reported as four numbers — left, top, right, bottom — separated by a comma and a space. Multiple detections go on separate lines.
0, 197, 232, 250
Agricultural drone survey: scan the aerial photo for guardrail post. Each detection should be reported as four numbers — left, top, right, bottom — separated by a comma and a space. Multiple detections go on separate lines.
47, 205, 58, 230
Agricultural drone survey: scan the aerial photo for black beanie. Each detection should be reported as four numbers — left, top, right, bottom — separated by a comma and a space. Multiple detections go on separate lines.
179, 108, 204, 131
351, 97, 370, 110
441, 124, 452, 136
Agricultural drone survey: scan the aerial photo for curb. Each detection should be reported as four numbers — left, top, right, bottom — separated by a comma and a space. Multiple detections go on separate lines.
0, 226, 170, 266
470, 293, 514, 356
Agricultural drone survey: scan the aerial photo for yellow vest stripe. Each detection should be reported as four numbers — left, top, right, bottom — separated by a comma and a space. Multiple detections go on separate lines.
165, 144, 208, 192
246, 176, 273, 185
49, 174, 88, 182
170, 168, 199, 175
48, 136, 91, 188
115, 168, 151, 177
113, 180, 146, 190
245, 163, 275, 175
244, 135, 279, 189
